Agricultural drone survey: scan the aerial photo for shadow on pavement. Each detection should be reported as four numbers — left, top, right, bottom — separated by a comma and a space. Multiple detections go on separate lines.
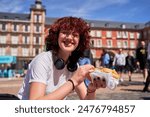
119, 81, 144, 86
141, 97, 150, 100
121, 89, 143, 92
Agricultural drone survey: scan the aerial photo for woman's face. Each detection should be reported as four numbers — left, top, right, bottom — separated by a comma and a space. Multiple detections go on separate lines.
58, 30, 80, 54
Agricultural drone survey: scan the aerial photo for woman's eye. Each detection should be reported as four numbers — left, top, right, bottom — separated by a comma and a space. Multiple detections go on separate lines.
61, 31, 67, 34
73, 33, 79, 37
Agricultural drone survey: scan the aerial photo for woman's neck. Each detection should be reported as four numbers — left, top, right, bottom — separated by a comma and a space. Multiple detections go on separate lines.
58, 50, 71, 62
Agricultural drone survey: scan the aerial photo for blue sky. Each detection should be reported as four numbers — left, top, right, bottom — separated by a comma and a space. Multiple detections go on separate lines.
0, 0, 149, 23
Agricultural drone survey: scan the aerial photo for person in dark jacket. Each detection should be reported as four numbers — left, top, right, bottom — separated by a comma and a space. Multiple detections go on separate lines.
143, 41, 150, 92
125, 51, 135, 81
136, 41, 148, 83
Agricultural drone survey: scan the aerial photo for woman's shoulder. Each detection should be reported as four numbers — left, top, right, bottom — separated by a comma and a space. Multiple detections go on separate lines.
35, 51, 52, 59
31, 51, 53, 64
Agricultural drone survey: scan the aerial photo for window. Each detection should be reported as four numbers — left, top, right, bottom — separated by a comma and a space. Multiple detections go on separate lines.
33, 48, 42, 55
23, 25, 30, 32
0, 35, 6, 44
1, 23, 6, 31
0, 47, 5, 55
106, 31, 112, 38
37, 15, 39, 22
90, 31, 95, 37
122, 31, 128, 38
96, 31, 101, 37
105, 23, 109, 27
96, 39, 102, 47
117, 31, 122, 38
130, 32, 134, 39
90, 40, 95, 47
130, 41, 135, 48
34, 26, 41, 33
23, 36, 29, 44
34, 15, 42, 22
11, 36, 18, 44
121, 24, 126, 29
11, 48, 18, 56
137, 32, 141, 39
13, 24, 19, 31
36, 26, 39, 32
34, 36, 41, 44
22, 48, 29, 56
107, 40, 112, 48
33, 48, 41, 56
123, 41, 128, 48
117, 41, 122, 48
25, 25, 28, 32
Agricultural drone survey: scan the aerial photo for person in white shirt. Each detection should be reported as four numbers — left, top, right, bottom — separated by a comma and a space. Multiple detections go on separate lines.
18, 16, 106, 100
113, 48, 126, 81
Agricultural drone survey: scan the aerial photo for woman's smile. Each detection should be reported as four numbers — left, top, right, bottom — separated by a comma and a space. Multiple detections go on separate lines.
63, 39, 75, 47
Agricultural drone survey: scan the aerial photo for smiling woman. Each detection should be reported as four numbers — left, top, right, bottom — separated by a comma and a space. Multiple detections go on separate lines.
17, 16, 106, 100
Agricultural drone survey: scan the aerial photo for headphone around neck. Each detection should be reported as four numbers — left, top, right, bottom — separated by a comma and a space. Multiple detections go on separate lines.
53, 53, 77, 72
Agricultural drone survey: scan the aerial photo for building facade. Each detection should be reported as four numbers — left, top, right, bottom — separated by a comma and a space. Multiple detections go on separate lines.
0, 0, 45, 70
0, 0, 150, 70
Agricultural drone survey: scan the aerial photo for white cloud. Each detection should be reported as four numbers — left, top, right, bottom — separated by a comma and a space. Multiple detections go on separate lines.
0, 0, 130, 20
0, 0, 25, 13
45, 0, 129, 18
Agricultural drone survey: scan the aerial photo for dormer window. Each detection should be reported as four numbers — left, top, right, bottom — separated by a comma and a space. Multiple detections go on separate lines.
90, 22, 94, 27
134, 25, 139, 29
105, 23, 109, 27
4, 16, 8, 19
15, 17, 19, 20
121, 24, 126, 29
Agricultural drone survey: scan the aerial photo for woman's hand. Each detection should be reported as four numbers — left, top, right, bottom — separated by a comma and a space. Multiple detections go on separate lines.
87, 77, 107, 93
71, 64, 94, 86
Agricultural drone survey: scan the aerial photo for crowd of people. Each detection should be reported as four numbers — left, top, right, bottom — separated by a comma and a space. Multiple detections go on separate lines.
98, 40, 150, 92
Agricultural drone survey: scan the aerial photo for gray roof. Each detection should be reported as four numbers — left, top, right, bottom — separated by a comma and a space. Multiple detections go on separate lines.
45, 17, 145, 30
0, 12, 146, 29
85, 19, 145, 29
45, 17, 58, 25
0, 12, 30, 21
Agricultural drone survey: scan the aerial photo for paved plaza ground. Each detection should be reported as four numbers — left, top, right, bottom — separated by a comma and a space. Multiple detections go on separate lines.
0, 73, 150, 100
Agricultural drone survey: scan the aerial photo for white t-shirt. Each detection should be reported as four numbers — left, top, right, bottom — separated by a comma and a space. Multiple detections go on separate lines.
113, 53, 126, 66
18, 51, 73, 100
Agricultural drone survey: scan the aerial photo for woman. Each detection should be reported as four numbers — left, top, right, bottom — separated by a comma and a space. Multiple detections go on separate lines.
18, 16, 106, 100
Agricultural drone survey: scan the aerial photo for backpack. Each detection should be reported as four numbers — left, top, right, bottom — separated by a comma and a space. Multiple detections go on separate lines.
109, 54, 114, 63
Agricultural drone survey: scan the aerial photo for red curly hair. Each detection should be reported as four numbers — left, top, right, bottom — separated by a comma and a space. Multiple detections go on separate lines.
45, 16, 90, 66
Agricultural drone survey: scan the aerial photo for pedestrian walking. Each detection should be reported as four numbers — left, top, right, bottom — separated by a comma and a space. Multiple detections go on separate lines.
136, 41, 148, 83
125, 51, 136, 81
101, 49, 110, 68
143, 41, 150, 92
113, 48, 126, 82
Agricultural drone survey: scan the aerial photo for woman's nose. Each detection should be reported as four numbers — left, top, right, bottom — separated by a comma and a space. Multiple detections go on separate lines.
66, 34, 73, 39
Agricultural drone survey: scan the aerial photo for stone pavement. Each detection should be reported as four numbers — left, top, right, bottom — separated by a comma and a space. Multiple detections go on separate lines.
0, 73, 150, 100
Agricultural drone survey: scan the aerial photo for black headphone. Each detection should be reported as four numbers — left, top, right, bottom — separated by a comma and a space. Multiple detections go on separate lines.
53, 53, 77, 72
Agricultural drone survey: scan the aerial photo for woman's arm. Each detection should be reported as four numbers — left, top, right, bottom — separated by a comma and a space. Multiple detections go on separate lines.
29, 80, 76, 100
75, 82, 96, 100
29, 64, 94, 100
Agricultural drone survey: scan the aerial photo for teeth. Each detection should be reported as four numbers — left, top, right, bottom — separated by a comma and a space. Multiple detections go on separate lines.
63, 40, 73, 46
